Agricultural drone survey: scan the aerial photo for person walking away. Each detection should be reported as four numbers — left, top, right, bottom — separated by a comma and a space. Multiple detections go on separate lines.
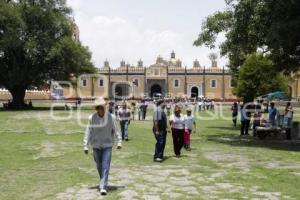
206, 100, 210, 110
203, 100, 206, 111
108, 101, 115, 115
169, 105, 185, 157
183, 108, 196, 151
142, 102, 148, 120
83, 98, 122, 196
153, 100, 168, 162
138, 101, 141, 120
139, 100, 147, 120
166, 103, 172, 116
268, 102, 277, 126
240, 104, 250, 135
198, 100, 202, 111
283, 102, 293, 140
231, 102, 238, 127
131, 102, 136, 120
114, 104, 119, 117
118, 102, 131, 141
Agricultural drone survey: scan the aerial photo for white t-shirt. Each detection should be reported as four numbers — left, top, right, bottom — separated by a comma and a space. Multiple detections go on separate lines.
285, 106, 293, 119
170, 114, 185, 130
184, 115, 195, 130
118, 108, 131, 121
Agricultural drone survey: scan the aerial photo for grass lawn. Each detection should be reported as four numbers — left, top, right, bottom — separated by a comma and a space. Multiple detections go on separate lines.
1, 104, 300, 200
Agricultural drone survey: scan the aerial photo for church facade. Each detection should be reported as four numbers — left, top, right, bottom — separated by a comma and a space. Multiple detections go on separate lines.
74, 51, 237, 100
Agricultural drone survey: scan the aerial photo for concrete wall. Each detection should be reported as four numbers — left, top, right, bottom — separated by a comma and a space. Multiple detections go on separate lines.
0, 90, 50, 100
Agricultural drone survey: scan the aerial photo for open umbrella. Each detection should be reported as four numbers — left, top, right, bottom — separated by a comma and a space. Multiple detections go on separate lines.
259, 91, 289, 100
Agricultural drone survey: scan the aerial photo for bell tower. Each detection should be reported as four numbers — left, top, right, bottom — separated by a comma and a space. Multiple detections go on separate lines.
171, 50, 176, 59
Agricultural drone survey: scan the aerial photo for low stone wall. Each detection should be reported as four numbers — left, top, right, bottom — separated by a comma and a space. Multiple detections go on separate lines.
0, 89, 50, 101
274, 101, 300, 107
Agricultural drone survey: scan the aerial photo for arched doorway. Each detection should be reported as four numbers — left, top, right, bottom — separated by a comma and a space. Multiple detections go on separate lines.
191, 87, 199, 98
114, 83, 129, 99
151, 84, 162, 97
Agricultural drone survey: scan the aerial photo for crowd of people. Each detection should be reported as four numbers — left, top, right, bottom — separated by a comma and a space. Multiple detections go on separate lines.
105, 98, 197, 156
83, 98, 197, 195
197, 98, 215, 111
108, 100, 148, 121
153, 100, 196, 162
82, 97, 296, 196
231, 101, 294, 139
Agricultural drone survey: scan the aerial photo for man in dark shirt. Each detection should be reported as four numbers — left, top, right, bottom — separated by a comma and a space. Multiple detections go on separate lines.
118, 102, 131, 141
108, 101, 115, 114
153, 100, 167, 162
268, 102, 277, 126
231, 102, 238, 127
140, 101, 148, 120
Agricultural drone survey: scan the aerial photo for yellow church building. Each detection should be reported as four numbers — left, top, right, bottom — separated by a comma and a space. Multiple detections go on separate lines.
73, 51, 237, 100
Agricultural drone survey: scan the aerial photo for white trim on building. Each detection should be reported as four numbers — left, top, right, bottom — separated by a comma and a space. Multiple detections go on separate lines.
99, 79, 104, 87
82, 79, 87, 87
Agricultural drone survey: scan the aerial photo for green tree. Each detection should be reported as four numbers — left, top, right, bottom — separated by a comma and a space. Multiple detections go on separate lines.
208, 52, 218, 62
0, 0, 95, 109
194, 0, 300, 74
235, 53, 289, 102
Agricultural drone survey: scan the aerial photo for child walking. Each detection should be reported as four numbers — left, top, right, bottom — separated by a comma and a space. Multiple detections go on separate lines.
183, 108, 196, 151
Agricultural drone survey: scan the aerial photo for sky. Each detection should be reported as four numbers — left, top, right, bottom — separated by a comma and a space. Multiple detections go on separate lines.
67, 0, 228, 69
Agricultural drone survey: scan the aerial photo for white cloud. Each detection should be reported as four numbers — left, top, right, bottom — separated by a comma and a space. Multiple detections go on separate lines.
67, 0, 82, 10
75, 14, 186, 67
68, 0, 228, 68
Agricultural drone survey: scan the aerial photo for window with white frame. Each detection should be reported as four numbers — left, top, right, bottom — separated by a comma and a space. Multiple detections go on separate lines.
174, 79, 180, 88
82, 79, 87, 87
211, 80, 217, 88
99, 79, 104, 87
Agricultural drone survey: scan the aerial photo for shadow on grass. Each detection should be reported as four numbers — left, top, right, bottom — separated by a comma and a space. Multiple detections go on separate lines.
203, 125, 300, 152
206, 133, 300, 152
88, 185, 125, 191
162, 156, 172, 162
205, 126, 241, 131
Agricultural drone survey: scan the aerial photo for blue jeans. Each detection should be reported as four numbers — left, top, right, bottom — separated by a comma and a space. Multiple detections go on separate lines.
120, 120, 129, 140
154, 130, 167, 159
93, 147, 112, 190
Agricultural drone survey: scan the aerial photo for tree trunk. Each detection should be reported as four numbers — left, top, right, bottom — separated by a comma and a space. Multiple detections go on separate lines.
9, 87, 26, 109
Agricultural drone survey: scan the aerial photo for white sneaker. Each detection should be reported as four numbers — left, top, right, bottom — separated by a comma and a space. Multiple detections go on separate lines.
100, 189, 107, 196
154, 158, 163, 162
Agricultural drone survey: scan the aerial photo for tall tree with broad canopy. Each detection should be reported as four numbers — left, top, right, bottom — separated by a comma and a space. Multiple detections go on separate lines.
235, 53, 289, 103
194, 0, 300, 75
0, 0, 95, 109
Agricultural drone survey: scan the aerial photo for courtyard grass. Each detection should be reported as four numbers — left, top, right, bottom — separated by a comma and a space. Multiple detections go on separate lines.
1, 105, 300, 200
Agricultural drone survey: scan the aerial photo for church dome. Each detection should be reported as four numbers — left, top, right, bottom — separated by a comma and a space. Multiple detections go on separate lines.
193, 59, 201, 68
